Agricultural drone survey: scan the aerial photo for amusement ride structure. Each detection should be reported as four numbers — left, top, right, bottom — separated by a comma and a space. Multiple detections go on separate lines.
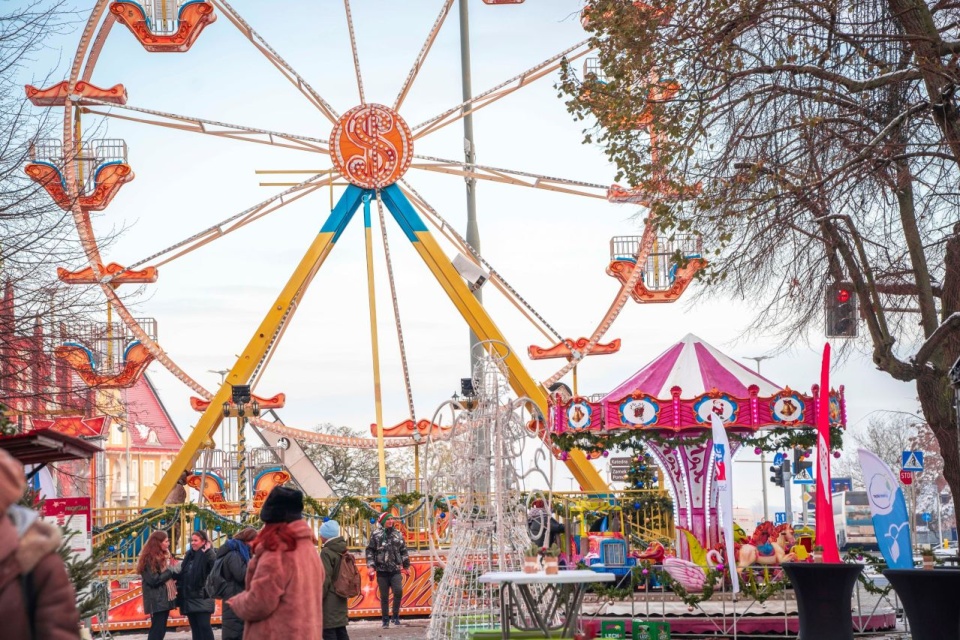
23, 0, 709, 512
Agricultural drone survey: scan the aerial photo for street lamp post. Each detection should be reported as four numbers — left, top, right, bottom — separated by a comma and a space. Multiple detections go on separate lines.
745, 355, 772, 521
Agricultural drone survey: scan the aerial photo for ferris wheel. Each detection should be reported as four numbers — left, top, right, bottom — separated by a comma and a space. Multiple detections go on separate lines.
24, 0, 698, 507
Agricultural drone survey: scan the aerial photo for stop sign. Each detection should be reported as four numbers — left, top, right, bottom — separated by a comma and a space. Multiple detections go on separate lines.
900, 470, 913, 485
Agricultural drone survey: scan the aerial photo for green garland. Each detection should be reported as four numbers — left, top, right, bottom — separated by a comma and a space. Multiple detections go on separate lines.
663, 566, 723, 608
553, 424, 844, 456
843, 548, 893, 596
738, 566, 788, 603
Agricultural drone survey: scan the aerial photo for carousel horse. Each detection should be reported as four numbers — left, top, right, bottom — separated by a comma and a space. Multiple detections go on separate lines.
737, 521, 797, 567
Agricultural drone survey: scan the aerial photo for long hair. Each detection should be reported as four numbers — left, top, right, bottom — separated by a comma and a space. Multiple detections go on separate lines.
234, 527, 258, 544
251, 522, 299, 554
137, 531, 170, 575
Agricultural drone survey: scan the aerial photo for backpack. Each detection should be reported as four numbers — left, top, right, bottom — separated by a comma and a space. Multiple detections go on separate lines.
332, 550, 361, 599
204, 554, 231, 599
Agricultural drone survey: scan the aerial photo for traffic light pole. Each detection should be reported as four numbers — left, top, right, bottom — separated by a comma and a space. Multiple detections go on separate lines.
782, 459, 793, 524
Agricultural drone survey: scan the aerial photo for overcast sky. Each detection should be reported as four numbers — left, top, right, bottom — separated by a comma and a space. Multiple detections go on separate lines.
34, 1, 924, 516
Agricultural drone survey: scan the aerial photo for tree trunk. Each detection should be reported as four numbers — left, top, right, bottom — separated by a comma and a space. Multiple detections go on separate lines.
916, 371, 960, 513
889, 0, 960, 169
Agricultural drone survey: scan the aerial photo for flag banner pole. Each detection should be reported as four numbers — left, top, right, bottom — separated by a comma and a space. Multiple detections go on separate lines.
710, 412, 740, 593
857, 448, 913, 568
815, 343, 841, 562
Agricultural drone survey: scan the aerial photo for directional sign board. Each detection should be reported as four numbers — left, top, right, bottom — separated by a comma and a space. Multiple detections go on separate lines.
774, 512, 787, 525
609, 457, 632, 482
902, 451, 924, 472
793, 466, 815, 484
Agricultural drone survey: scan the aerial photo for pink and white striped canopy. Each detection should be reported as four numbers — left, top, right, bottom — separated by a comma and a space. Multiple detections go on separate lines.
602, 333, 782, 401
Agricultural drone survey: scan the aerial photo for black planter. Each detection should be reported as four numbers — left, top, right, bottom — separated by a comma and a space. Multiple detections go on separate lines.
782, 562, 863, 640
883, 568, 960, 640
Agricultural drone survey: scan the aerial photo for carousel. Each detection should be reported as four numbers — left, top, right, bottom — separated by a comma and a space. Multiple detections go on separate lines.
552, 333, 846, 557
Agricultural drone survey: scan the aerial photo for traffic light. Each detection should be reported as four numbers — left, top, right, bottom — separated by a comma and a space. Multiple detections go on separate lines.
770, 464, 784, 488
826, 282, 858, 338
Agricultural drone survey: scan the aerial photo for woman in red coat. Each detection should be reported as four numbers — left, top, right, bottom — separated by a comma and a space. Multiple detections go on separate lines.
227, 487, 325, 640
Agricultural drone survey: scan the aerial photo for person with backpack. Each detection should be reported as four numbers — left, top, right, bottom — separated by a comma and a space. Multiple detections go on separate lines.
0, 448, 80, 640
227, 486, 324, 640
176, 530, 216, 640
364, 513, 409, 628
319, 520, 354, 640
210, 527, 257, 640
138, 530, 180, 640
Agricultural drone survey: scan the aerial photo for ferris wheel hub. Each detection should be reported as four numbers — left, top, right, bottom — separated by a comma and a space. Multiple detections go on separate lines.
330, 104, 413, 189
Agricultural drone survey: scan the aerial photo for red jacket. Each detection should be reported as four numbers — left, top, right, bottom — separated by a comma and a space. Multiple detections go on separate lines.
0, 507, 80, 640
227, 520, 325, 640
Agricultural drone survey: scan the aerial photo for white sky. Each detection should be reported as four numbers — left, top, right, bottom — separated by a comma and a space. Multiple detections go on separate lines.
33, 1, 922, 517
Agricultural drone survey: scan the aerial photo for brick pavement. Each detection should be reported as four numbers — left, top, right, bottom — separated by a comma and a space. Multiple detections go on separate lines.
109, 618, 431, 640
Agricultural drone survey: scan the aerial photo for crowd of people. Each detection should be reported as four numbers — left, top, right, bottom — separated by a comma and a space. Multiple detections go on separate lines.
139, 485, 412, 640
0, 448, 412, 640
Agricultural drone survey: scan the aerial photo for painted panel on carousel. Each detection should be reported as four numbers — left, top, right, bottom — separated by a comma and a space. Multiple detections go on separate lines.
566, 398, 599, 430
618, 394, 660, 427
771, 390, 806, 425
828, 392, 843, 426
693, 393, 738, 425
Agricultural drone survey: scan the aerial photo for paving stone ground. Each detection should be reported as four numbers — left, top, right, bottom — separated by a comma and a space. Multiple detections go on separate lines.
112, 618, 431, 640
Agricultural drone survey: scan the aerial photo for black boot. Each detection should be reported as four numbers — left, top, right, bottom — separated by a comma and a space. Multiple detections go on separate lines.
391, 616, 401, 626
382, 617, 390, 629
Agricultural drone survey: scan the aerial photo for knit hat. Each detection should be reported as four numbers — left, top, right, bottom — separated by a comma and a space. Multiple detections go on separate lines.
0, 448, 25, 514
319, 519, 340, 540
259, 486, 303, 524
378, 512, 395, 526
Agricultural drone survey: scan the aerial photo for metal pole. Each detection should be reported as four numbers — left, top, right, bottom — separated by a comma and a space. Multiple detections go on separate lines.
459, 0, 489, 496
237, 414, 247, 520
746, 356, 772, 521
760, 450, 769, 521
782, 460, 793, 524
460, 0, 481, 367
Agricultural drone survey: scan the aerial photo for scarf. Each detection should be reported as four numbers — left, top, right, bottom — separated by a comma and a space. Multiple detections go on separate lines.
225, 538, 251, 563
162, 555, 178, 602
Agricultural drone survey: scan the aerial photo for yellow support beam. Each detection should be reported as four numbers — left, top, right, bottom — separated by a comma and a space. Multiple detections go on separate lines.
147, 186, 366, 507
379, 185, 608, 492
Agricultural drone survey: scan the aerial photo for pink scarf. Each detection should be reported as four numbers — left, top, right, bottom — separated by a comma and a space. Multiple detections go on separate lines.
164, 556, 178, 601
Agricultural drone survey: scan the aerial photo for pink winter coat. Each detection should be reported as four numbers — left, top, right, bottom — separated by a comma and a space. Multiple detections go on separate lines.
227, 520, 325, 640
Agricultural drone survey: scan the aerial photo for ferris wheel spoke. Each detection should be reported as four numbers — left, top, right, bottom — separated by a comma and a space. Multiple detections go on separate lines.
211, 0, 340, 124
410, 155, 608, 199
343, 0, 367, 104
80, 99, 329, 154
411, 39, 593, 140
398, 179, 563, 345
393, 0, 456, 111
109, 173, 335, 281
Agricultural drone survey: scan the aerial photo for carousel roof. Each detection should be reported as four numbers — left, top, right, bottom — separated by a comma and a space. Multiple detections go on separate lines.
602, 333, 782, 400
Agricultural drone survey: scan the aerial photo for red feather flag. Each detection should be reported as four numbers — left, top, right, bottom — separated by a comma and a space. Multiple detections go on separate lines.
815, 343, 841, 562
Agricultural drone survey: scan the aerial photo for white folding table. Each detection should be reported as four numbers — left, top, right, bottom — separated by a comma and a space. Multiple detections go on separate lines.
478, 570, 615, 638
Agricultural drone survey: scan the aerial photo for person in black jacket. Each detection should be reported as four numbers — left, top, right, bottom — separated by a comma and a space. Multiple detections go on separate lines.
217, 527, 257, 640
138, 530, 180, 640
177, 530, 216, 640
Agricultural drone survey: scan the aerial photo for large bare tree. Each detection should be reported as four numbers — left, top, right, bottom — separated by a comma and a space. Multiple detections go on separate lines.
0, 1, 113, 420
561, 0, 960, 500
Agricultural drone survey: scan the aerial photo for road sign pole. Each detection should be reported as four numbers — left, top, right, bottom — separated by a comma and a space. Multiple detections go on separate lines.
760, 450, 769, 522
783, 460, 792, 524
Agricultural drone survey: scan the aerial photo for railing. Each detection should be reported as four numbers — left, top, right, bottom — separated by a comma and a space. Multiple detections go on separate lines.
583, 57, 607, 83
609, 234, 704, 291
92, 489, 675, 576
28, 138, 129, 195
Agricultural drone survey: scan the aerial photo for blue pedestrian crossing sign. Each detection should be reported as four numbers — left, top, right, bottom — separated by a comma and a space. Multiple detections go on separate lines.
922, 512, 932, 523
774, 512, 787, 525
793, 466, 815, 484
902, 451, 924, 471
773, 452, 785, 466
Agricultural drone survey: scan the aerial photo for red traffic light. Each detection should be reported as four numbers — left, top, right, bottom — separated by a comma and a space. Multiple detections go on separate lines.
836, 288, 851, 303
